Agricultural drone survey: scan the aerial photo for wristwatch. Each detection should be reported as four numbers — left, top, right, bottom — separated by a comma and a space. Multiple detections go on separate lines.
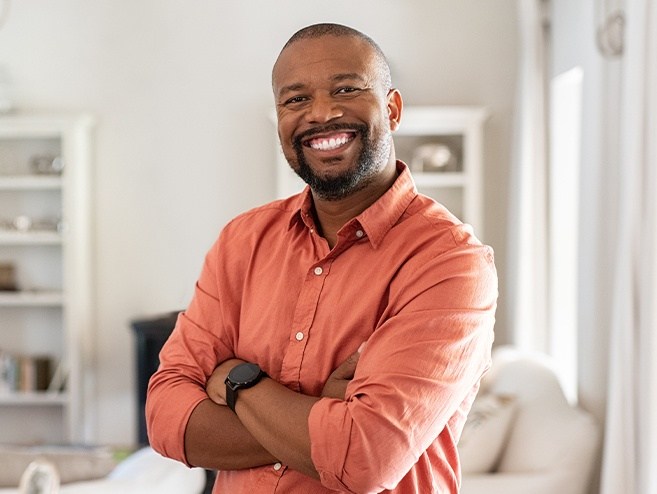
224, 362, 266, 412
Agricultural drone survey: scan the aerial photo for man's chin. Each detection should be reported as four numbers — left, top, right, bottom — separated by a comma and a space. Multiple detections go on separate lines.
304, 153, 351, 170
303, 162, 354, 182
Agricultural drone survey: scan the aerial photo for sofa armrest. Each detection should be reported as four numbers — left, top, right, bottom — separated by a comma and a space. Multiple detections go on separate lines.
461, 472, 570, 494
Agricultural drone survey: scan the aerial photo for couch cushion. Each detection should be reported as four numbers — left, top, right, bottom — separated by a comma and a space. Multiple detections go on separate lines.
458, 393, 516, 474
0, 445, 117, 487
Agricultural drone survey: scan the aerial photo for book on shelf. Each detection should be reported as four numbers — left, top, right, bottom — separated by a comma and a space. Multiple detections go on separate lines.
0, 349, 60, 395
46, 359, 68, 393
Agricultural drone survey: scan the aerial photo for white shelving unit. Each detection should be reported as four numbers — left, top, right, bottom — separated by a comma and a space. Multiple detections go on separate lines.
394, 106, 488, 237
274, 106, 488, 238
0, 113, 94, 445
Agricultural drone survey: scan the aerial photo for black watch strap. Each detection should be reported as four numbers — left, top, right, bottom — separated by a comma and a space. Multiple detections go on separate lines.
225, 384, 238, 412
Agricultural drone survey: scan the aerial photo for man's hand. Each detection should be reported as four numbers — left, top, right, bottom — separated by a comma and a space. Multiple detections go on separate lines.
206, 358, 246, 405
321, 343, 365, 400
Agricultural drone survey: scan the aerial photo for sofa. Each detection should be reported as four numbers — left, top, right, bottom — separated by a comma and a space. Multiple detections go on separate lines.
459, 346, 600, 494
0, 446, 206, 494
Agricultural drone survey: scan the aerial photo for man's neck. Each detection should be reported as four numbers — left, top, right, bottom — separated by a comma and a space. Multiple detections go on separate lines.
311, 160, 398, 249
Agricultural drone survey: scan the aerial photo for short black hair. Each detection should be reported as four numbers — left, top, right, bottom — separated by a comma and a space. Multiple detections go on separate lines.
277, 23, 393, 90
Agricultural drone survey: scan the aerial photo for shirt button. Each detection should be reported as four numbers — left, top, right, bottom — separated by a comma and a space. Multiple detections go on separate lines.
355, 229, 364, 238
273, 462, 282, 471
314, 266, 323, 276
295, 331, 304, 341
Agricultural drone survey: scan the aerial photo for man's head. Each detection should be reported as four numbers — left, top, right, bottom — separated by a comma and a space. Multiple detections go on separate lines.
272, 23, 402, 201
276, 24, 393, 92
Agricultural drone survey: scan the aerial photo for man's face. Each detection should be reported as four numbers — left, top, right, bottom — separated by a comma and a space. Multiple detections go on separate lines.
272, 36, 400, 200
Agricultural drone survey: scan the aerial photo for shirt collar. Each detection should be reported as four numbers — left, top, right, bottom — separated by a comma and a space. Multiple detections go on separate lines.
287, 161, 418, 248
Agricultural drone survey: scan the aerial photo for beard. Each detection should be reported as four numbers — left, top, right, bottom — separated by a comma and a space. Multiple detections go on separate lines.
290, 122, 392, 201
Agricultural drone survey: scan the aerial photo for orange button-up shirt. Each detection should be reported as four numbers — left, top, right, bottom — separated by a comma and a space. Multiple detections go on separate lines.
146, 162, 497, 494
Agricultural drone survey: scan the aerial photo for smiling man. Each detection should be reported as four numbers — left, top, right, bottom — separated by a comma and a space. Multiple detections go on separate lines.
275, 27, 397, 207
146, 23, 497, 494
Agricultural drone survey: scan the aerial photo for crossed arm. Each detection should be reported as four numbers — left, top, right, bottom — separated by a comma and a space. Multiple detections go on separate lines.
147, 240, 498, 492
183, 350, 362, 477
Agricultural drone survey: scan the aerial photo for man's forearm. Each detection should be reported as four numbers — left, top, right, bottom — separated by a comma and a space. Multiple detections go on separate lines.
186, 384, 321, 479
232, 377, 321, 479
184, 398, 277, 470
195, 351, 360, 478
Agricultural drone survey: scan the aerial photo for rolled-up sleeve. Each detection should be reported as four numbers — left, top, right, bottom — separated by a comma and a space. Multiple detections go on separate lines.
146, 239, 235, 465
308, 242, 497, 493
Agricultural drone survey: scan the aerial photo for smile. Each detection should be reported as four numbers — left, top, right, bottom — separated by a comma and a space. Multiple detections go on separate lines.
304, 132, 356, 152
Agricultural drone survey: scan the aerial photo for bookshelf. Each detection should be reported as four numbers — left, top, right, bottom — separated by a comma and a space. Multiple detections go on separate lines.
0, 113, 94, 444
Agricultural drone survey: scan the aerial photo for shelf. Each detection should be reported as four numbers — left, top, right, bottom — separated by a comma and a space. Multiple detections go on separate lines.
0, 112, 94, 445
0, 230, 62, 245
0, 290, 64, 306
412, 172, 467, 188
395, 106, 489, 135
0, 392, 67, 406
0, 175, 63, 190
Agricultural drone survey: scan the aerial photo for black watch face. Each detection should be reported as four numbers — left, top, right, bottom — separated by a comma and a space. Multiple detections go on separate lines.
229, 363, 261, 385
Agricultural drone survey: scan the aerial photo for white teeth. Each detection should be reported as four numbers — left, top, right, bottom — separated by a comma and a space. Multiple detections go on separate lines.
310, 135, 349, 151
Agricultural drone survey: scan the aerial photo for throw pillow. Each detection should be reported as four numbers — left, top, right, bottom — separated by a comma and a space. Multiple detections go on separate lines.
458, 393, 516, 474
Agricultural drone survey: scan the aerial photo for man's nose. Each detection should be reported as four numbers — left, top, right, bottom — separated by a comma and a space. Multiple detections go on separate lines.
306, 94, 343, 123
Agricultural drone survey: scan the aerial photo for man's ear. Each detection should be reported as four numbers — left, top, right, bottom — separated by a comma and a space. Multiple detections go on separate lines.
387, 88, 403, 131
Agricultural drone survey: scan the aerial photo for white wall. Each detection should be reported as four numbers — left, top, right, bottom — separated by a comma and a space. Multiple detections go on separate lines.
0, 0, 518, 445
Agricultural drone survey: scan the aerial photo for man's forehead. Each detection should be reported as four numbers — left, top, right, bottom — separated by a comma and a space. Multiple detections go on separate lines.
273, 36, 376, 84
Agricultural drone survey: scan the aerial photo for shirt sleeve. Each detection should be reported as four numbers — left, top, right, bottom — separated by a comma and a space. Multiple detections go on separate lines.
145, 238, 235, 466
308, 241, 497, 493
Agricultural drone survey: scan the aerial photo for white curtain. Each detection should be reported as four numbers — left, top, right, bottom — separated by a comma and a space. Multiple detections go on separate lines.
600, 0, 657, 493
507, 0, 549, 352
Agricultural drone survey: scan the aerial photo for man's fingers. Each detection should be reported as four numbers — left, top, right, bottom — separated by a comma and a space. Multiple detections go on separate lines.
321, 343, 367, 400
330, 350, 360, 380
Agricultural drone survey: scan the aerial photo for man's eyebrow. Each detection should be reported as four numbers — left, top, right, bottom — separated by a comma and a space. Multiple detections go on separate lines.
278, 82, 306, 97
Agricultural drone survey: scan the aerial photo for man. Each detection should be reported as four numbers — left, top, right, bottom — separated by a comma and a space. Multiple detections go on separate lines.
146, 23, 497, 493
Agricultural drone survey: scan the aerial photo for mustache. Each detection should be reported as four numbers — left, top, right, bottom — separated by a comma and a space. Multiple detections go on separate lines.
294, 122, 368, 147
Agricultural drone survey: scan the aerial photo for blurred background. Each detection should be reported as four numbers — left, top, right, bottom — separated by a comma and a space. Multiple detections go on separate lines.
1, 2, 656, 493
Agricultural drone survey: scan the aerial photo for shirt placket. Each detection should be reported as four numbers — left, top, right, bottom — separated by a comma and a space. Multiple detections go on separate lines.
279, 256, 333, 391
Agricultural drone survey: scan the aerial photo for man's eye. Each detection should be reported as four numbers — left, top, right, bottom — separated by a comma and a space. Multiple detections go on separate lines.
336, 87, 359, 95
284, 96, 308, 105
